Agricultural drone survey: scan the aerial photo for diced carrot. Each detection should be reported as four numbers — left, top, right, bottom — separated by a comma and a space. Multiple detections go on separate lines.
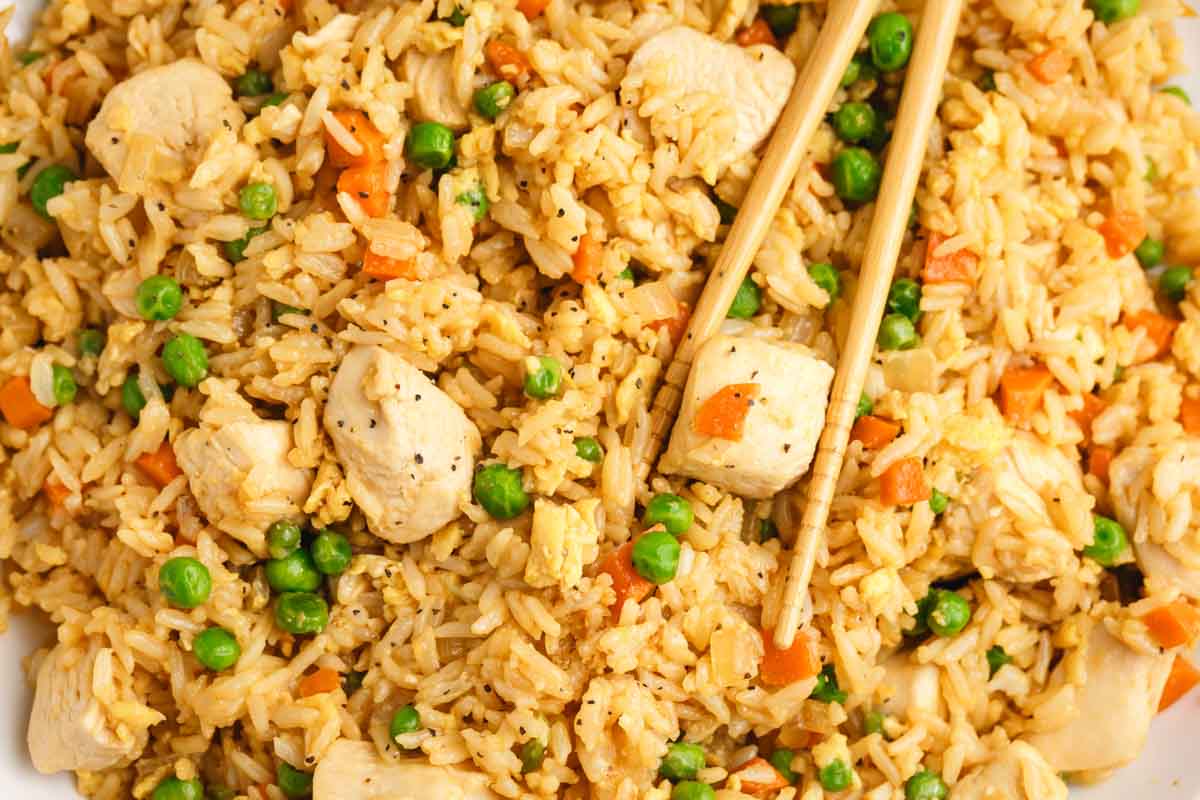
735, 19, 778, 48
277, 0, 293, 13
694, 383, 760, 442
43, 479, 70, 508
879, 457, 930, 506
598, 541, 654, 616
135, 440, 182, 488
760, 627, 820, 686
0, 375, 53, 430
1143, 601, 1200, 649
1027, 48, 1072, 84
1087, 445, 1114, 482
325, 110, 386, 169
571, 232, 602, 284
998, 364, 1055, 424
516, 0, 551, 19
850, 415, 900, 449
298, 667, 341, 697
1160, 655, 1200, 711
921, 231, 977, 285
1070, 392, 1107, 443
731, 757, 790, 796
1098, 210, 1146, 260
337, 162, 390, 218
647, 300, 690, 348
362, 249, 416, 281
1124, 309, 1178, 362
484, 40, 532, 83
1180, 395, 1200, 435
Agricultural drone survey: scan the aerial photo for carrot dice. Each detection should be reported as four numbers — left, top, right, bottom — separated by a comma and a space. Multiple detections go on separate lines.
922, 231, 977, 284
362, 249, 416, 281
850, 415, 901, 449
135, 440, 182, 487
998, 364, 1055, 424
598, 541, 653, 616
1027, 48, 1072, 83
1087, 445, 1114, 482
736, 19, 778, 48
1180, 395, 1200, 435
324, 110, 386, 169
570, 233, 602, 284
1098, 210, 1146, 260
879, 457, 930, 506
731, 756, 790, 795
485, 40, 532, 83
1070, 392, 1107, 443
298, 667, 341, 697
0, 375, 53, 430
337, 162, 390, 218
1143, 601, 1200, 649
516, 0, 551, 18
648, 301, 691, 348
760, 627, 820, 686
1159, 655, 1200, 712
43, 479, 71, 508
694, 383, 760, 442
1124, 309, 1178, 362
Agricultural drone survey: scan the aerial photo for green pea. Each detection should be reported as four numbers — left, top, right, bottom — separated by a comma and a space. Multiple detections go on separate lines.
0, 142, 17, 154
643, 493, 693, 536
265, 549, 323, 593
759, 518, 779, 542
760, 4, 800, 38
261, 92, 288, 108
524, 355, 563, 399
223, 226, 266, 262
855, 392, 873, 419
135, 274, 184, 321
659, 742, 706, 782
926, 589, 971, 637
830, 147, 881, 204
1134, 236, 1164, 269
276, 762, 313, 798
863, 109, 892, 152
235, 69, 273, 97
520, 738, 546, 774
239, 182, 278, 220
445, 5, 467, 25
841, 54, 877, 88
768, 749, 797, 783
714, 195, 738, 225
810, 663, 847, 704
1160, 265, 1192, 302
808, 262, 841, 306
18, 51, 44, 66
456, 184, 490, 222
1084, 514, 1128, 566
274, 591, 329, 635
905, 769, 949, 800
977, 70, 997, 92
574, 436, 603, 463
616, 267, 636, 283
407, 122, 456, 170
986, 645, 1011, 678
193, 626, 241, 672
122, 373, 147, 418
78, 328, 105, 357
389, 704, 421, 741
342, 670, 365, 694
726, 275, 762, 319
1088, 0, 1139, 24
272, 301, 308, 321
631, 529, 681, 585
864, 709, 885, 736
150, 777, 204, 800
51, 364, 76, 406
473, 463, 529, 519
887, 278, 922, 321
878, 313, 919, 351
159, 556, 212, 609
30, 164, 77, 218
1161, 86, 1191, 105
670, 781, 715, 800
162, 333, 209, 388
929, 488, 949, 515
867, 11, 914, 72
473, 81, 516, 120
311, 530, 352, 575
833, 102, 877, 144
819, 758, 853, 792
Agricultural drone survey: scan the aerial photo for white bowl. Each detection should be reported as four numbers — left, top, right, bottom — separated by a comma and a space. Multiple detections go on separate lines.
2, 5, 1199, 797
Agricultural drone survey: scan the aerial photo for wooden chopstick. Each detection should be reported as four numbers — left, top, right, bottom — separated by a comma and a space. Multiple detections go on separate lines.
772, 0, 966, 650
637, 0, 880, 482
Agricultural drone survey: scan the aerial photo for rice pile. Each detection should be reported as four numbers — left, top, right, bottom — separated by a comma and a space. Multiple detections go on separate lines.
1, 0, 1199, 797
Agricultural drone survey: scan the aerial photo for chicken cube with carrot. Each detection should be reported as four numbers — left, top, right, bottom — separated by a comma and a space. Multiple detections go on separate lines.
661, 335, 833, 498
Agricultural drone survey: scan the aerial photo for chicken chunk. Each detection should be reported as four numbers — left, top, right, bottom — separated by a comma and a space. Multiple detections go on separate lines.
878, 652, 942, 722
622, 26, 796, 168
660, 335, 833, 498
85, 59, 243, 192
1135, 539, 1200, 598
175, 414, 312, 555
28, 639, 157, 774
1024, 619, 1172, 774
324, 345, 481, 543
313, 740, 497, 799
950, 741, 1067, 800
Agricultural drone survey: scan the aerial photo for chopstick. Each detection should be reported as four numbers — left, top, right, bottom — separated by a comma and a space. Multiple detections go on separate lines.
638, 0, 880, 482
772, 0, 966, 649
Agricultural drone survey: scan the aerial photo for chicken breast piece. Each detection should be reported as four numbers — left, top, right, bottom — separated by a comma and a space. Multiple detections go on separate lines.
622, 26, 796, 166
950, 741, 1067, 800
28, 640, 155, 774
175, 416, 312, 555
324, 345, 481, 543
878, 652, 942, 722
1024, 619, 1172, 774
85, 59, 243, 192
313, 740, 497, 799
660, 335, 833, 498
